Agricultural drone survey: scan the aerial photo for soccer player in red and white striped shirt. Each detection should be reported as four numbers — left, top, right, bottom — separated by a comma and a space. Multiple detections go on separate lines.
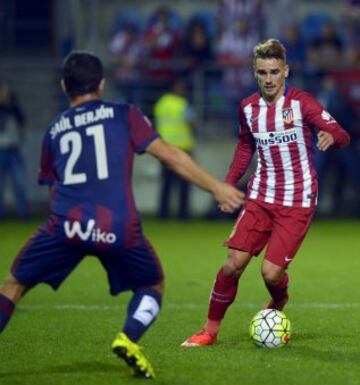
182, 38, 350, 347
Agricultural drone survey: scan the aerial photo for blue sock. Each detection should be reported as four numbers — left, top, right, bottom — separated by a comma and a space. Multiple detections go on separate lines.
123, 288, 162, 342
0, 294, 15, 333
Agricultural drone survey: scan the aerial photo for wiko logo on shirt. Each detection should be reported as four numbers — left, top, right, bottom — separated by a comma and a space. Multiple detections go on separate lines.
64, 219, 117, 244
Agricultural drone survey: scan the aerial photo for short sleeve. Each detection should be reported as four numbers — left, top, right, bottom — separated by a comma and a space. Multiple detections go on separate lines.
129, 106, 159, 154
38, 132, 56, 185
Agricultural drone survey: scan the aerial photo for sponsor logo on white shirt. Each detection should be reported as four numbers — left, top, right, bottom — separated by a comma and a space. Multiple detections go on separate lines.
253, 128, 298, 146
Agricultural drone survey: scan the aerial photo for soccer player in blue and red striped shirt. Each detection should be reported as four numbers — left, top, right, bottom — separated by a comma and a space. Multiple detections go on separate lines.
0, 51, 244, 378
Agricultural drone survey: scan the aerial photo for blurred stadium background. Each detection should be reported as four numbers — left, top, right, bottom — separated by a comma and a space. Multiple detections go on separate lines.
0, 0, 359, 219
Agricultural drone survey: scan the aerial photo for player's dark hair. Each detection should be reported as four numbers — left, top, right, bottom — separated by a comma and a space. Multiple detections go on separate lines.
62, 51, 103, 98
253, 39, 287, 62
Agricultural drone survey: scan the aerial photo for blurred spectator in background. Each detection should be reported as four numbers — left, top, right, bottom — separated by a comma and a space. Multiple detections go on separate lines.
264, 0, 297, 39
144, 6, 181, 101
307, 20, 344, 75
181, 19, 214, 80
0, 82, 28, 220
314, 73, 360, 216
281, 24, 306, 87
216, 16, 257, 133
109, 22, 144, 106
216, 0, 262, 115
341, 0, 360, 66
217, 0, 263, 39
154, 78, 195, 220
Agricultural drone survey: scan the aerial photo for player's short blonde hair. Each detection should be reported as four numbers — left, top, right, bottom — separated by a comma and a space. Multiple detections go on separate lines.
253, 39, 287, 62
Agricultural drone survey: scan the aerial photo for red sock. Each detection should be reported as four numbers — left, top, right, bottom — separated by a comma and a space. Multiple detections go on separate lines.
205, 268, 239, 334
265, 273, 289, 303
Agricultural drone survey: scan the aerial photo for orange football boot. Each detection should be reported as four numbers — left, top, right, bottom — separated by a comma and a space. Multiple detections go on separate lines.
181, 329, 217, 347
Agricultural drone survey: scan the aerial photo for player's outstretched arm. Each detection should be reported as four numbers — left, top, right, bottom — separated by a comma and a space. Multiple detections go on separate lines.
146, 138, 245, 212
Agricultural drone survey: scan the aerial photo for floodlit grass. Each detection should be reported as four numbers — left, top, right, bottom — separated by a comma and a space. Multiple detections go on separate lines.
0, 218, 359, 385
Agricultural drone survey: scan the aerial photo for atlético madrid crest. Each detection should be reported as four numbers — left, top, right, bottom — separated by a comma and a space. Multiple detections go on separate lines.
282, 108, 294, 124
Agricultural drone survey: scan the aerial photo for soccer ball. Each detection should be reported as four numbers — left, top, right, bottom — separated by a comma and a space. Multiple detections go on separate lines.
249, 309, 291, 348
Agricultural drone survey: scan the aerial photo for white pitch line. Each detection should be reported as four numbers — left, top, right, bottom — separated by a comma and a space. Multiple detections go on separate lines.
18, 303, 360, 311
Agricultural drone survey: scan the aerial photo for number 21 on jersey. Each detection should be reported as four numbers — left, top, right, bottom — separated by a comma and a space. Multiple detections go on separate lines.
60, 124, 109, 185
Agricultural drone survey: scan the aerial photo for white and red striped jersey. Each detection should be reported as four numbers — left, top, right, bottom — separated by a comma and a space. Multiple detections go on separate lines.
225, 87, 350, 208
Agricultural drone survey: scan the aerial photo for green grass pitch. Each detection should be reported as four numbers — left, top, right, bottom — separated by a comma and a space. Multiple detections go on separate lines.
0, 218, 359, 385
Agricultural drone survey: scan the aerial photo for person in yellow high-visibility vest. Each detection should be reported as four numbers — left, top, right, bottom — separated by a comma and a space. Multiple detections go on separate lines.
154, 78, 195, 219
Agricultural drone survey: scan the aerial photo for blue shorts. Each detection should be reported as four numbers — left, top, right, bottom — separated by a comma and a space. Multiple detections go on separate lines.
11, 225, 164, 295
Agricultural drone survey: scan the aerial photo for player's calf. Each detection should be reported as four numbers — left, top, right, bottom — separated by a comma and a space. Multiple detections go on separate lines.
263, 272, 289, 311
123, 288, 162, 342
265, 294, 289, 311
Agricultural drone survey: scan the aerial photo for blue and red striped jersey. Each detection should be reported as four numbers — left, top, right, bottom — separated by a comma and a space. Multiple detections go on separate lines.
38, 100, 158, 241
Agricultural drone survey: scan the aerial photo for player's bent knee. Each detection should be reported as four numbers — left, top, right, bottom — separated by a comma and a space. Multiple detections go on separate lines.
224, 249, 251, 276
223, 259, 246, 276
261, 259, 286, 285
261, 270, 284, 286
223, 262, 240, 276
262, 275, 280, 286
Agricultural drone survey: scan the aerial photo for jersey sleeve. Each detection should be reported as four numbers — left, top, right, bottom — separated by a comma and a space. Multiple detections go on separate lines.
302, 93, 350, 148
225, 105, 256, 185
38, 132, 57, 185
128, 105, 160, 154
